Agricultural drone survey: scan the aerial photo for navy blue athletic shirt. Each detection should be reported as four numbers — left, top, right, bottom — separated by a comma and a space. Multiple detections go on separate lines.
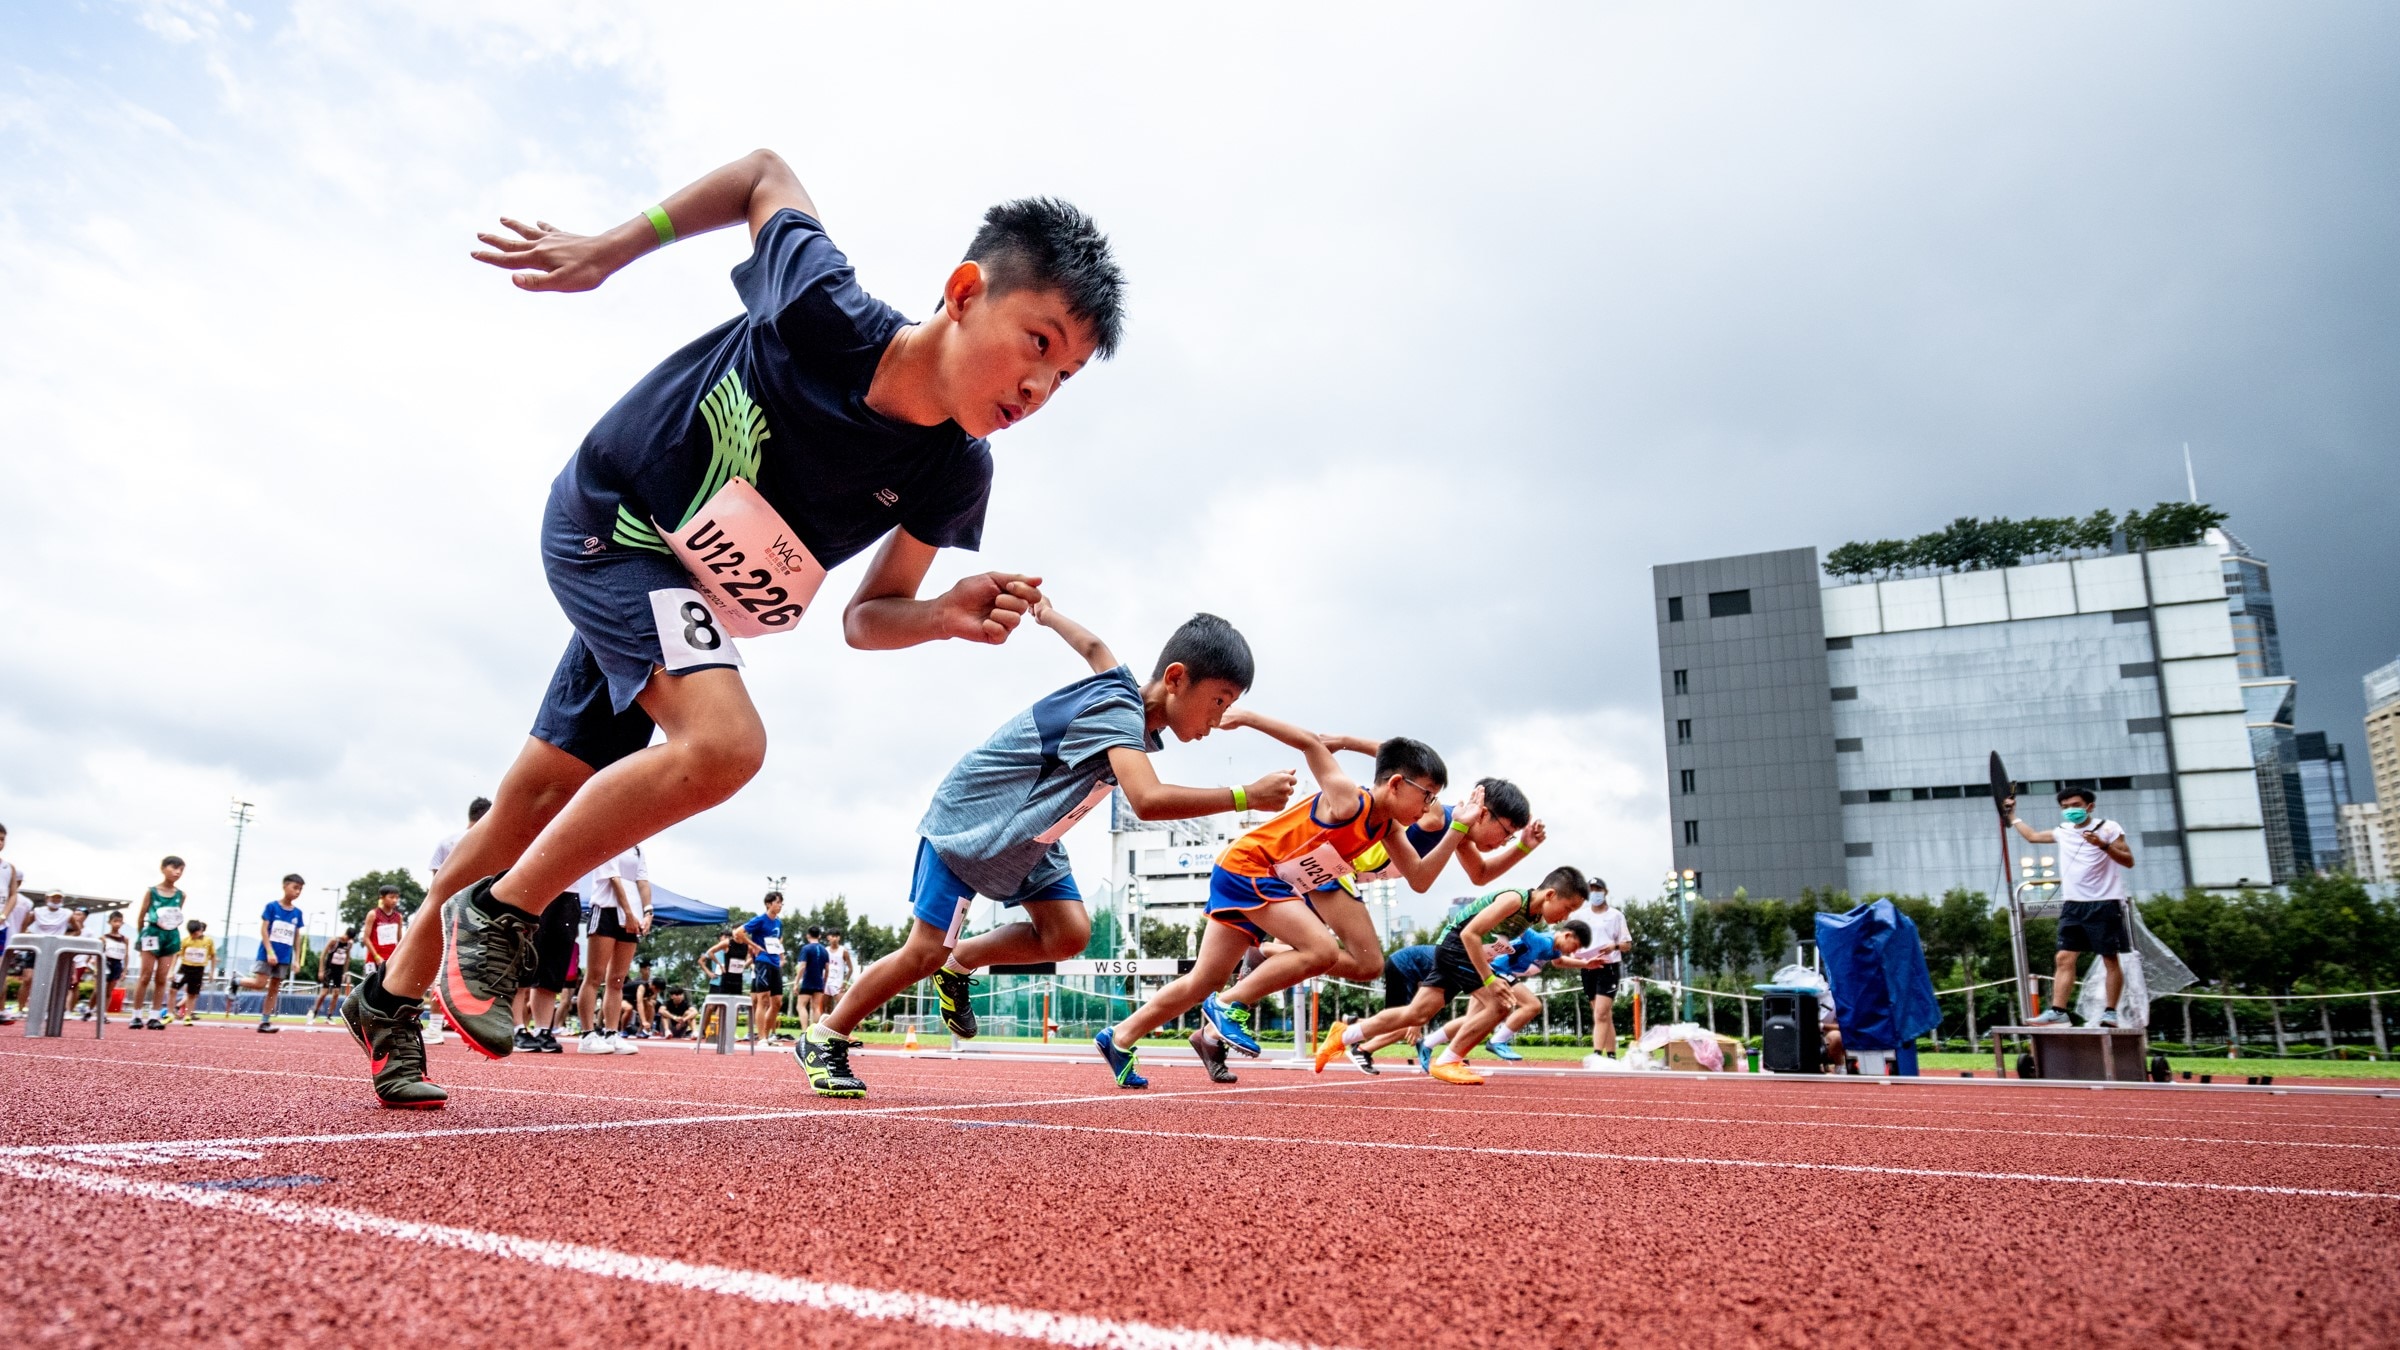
551, 209, 993, 568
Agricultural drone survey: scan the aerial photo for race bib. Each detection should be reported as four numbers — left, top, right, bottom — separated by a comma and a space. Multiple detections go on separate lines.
103, 937, 127, 960
269, 920, 297, 947
1035, 780, 1116, 846
139, 935, 159, 953
1272, 844, 1353, 893
763, 937, 784, 956
660, 478, 826, 640
153, 904, 182, 929
726, 957, 749, 974
375, 922, 401, 949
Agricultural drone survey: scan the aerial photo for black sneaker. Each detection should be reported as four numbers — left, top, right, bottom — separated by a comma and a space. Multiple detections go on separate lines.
795, 1024, 866, 1098
257, 1019, 278, 1034
534, 1029, 564, 1054
341, 973, 448, 1110
512, 1028, 539, 1053
1190, 1026, 1238, 1084
1350, 1045, 1380, 1075
934, 966, 977, 1038
433, 876, 539, 1060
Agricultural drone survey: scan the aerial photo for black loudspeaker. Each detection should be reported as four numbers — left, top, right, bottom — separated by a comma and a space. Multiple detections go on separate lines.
1761, 991, 1822, 1073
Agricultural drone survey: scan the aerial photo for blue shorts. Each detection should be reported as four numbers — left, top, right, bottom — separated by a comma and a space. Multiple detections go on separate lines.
529, 488, 743, 771
907, 838, 1081, 944
1204, 867, 1320, 945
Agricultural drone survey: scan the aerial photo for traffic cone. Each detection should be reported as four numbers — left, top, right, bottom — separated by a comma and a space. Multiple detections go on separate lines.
904, 1024, 920, 1052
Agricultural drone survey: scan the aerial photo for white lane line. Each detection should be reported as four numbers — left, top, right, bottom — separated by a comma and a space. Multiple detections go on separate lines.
903, 1117, 2400, 1202
0, 1157, 1343, 1350
1222, 1098, 2400, 1152
0, 1076, 1394, 1160
1454, 1080, 2400, 1132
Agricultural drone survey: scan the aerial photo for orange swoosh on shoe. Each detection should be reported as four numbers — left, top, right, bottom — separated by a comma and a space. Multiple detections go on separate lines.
441, 913, 495, 1016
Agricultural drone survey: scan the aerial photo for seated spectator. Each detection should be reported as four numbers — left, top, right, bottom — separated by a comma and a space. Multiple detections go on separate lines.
660, 986, 696, 1038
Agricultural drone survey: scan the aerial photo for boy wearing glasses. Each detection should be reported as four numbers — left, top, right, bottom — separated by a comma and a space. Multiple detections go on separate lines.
1093, 717, 1478, 1087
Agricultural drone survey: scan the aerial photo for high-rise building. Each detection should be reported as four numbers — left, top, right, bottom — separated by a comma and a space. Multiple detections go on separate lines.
2217, 528, 2310, 879
2367, 656, 2400, 809
2294, 732, 2354, 873
2338, 802, 2390, 884
1653, 543, 2273, 900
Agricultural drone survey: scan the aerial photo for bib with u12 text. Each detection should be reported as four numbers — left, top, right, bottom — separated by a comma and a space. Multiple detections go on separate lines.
661, 478, 828, 640
1272, 844, 1354, 894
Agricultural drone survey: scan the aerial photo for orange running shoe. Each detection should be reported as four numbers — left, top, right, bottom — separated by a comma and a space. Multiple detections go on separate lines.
1429, 1059, 1485, 1086
1312, 1020, 1350, 1073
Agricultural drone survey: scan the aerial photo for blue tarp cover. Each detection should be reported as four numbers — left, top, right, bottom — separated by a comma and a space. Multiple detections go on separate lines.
1814, 899, 1941, 1051
645, 884, 729, 930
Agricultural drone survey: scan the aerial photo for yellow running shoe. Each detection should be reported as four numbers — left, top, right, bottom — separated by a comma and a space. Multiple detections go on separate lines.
1429, 1059, 1485, 1086
1312, 1020, 1350, 1073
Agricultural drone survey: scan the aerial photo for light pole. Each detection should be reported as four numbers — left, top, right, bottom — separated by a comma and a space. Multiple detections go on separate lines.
221, 799, 254, 978
1678, 869, 1698, 1020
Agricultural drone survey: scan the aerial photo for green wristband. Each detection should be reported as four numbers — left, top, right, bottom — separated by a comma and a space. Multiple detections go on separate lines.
1231, 785, 1247, 812
645, 204, 676, 245
1513, 838, 1533, 855
1449, 817, 1470, 835
1481, 973, 1499, 988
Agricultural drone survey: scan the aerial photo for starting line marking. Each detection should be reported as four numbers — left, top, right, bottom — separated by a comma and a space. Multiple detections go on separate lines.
899, 1117, 2400, 1203
0, 1156, 1347, 1350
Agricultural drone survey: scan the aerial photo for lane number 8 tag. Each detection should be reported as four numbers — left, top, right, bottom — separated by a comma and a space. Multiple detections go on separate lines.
650, 587, 750, 673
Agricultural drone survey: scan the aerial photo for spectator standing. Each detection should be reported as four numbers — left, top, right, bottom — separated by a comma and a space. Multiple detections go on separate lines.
309, 928, 357, 1024
2009, 787, 2137, 1027
576, 846, 650, 1055
252, 874, 306, 1033
172, 921, 216, 1024
429, 797, 493, 879
94, 911, 129, 1022
823, 931, 854, 1002
361, 886, 408, 974
1579, 879, 1633, 1056
740, 894, 786, 1044
0, 887, 26, 1022
795, 926, 831, 1030
0, 825, 19, 1021
131, 857, 189, 1030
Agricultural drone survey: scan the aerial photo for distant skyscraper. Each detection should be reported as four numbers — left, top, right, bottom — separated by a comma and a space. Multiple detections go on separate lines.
2294, 732, 2353, 873
2338, 802, 2391, 884
2217, 528, 2309, 880
2366, 655, 2400, 812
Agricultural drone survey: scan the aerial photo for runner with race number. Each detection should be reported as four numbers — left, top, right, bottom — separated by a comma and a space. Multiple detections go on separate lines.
798, 604, 1290, 1098
343, 150, 1127, 1109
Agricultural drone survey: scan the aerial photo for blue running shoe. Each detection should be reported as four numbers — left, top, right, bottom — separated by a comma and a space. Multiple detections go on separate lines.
1201, 994, 1261, 1058
1487, 1039, 1525, 1063
1095, 1029, 1148, 1089
1416, 1038, 1435, 1075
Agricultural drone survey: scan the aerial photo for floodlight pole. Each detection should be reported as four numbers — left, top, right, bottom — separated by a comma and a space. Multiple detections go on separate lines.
221, 799, 254, 978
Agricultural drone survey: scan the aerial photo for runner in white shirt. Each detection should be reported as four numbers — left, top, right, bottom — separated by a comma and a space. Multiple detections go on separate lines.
2007, 786, 2136, 1027
1578, 879, 1635, 1055
822, 932, 854, 999
3, 887, 33, 1019
576, 845, 650, 1055
429, 796, 492, 878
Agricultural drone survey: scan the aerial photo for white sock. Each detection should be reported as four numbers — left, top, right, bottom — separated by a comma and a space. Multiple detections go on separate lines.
1425, 1026, 1451, 1048
1342, 1024, 1365, 1047
1492, 1026, 1516, 1045
1436, 1049, 1463, 1066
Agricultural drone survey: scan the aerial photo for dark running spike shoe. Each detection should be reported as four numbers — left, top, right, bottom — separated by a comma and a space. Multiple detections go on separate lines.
934, 966, 977, 1039
1350, 1045, 1380, 1075
795, 1024, 866, 1098
1190, 1026, 1238, 1084
1095, 1028, 1148, 1089
342, 972, 448, 1111
433, 875, 538, 1060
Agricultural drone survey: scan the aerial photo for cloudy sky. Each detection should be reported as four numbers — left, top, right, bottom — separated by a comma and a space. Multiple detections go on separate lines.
5, 3, 2394, 933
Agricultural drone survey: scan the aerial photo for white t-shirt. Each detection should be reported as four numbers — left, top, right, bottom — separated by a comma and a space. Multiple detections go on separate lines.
0, 860, 20, 906
2054, 818, 2129, 902
1584, 902, 1631, 964
3, 897, 30, 938
27, 902, 72, 937
430, 830, 466, 875
824, 946, 852, 991
580, 846, 650, 910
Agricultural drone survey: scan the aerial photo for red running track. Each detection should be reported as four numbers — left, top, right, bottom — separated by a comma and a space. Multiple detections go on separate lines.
5, 1025, 2398, 1347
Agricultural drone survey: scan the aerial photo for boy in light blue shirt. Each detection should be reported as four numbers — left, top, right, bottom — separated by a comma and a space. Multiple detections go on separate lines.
797, 604, 1298, 1097
253, 874, 306, 1033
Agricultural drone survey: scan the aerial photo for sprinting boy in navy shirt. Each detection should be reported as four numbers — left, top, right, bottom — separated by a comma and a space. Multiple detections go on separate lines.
798, 606, 1297, 1097
344, 151, 1126, 1109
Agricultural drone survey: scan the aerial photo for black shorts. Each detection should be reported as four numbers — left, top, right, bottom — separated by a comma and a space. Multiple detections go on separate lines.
321, 963, 350, 990
716, 970, 748, 997
1429, 937, 1488, 1000
174, 966, 206, 993
1581, 963, 1623, 999
2057, 900, 2130, 954
104, 958, 125, 982
752, 963, 785, 996
530, 892, 579, 992
589, 906, 642, 944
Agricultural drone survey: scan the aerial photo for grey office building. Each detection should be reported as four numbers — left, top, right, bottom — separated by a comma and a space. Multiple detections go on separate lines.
1655, 544, 2273, 900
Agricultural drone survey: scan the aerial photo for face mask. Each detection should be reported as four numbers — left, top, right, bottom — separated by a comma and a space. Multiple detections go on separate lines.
2061, 807, 2090, 826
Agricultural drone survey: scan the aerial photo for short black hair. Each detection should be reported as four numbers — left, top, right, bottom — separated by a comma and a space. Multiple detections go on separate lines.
162, 855, 184, 869
468, 796, 492, 824
1476, 777, 1530, 832
344, 926, 358, 939
378, 884, 401, 896
763, 891, 785, 907
282, 873, 305, 886
807, 926, 824, 938
1374, 738, 1447, 792
1560, 919, 1592, 947
1537, 864, 1589, 899
1153, 613, 1254, 692
967, 197, 1125, 358
2057, 786, 2096, 806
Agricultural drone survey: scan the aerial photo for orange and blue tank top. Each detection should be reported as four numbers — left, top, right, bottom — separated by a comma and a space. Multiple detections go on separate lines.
1216, 790, 1391, 883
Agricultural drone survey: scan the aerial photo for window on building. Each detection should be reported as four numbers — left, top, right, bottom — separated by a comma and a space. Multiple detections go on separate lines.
1839, 790, 1869, 805
2119, 662, 2158, 679
1676, 718, 1692, 744
1826, 636, 1853, 650
1844, 842, 1874, 858
2126, 718, 2166, 735
1866, 789, 1893, 803
1910, 787, 1932, 801
1931, 785, 1962, 799
1707, 589, 1752, 618
1835, 737, 1864, 753
2101, 776, 2133, 791
1680, 769, 1696, 794
1667, 596, 1684, 622
1672, 669, 1688, 695
1830, 686, 1859, 701
1683, 820, 1700, 845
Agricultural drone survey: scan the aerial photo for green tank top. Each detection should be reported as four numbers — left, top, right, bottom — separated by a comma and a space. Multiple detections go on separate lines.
143, 887, 187, 932
1437, 888, 1535, 945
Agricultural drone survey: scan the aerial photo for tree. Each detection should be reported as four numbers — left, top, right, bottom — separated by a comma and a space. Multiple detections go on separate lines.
341, 869, 425, 929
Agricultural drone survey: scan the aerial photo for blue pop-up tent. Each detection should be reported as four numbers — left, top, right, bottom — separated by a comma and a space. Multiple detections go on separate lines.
646, 884, 730, 930
1815, 899, 1942, 1075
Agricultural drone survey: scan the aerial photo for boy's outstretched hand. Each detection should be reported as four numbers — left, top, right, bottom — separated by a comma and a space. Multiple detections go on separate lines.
471, 217, 632, 293
936, 573, 1044, 644
1243, 770, 1300, 815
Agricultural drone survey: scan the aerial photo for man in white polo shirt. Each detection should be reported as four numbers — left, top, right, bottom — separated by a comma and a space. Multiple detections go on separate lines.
1579, 878, 1634, 1055
2008, 786, 2136, 1027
